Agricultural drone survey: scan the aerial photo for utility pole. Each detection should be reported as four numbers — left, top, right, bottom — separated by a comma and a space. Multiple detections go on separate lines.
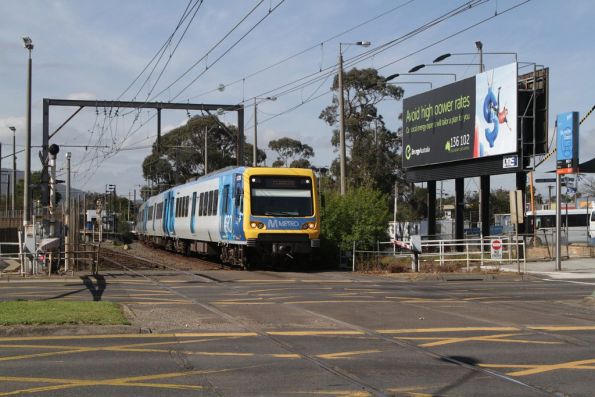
338, 48, 346, 195
65, 152, 71, 272
23, 37, 33, 226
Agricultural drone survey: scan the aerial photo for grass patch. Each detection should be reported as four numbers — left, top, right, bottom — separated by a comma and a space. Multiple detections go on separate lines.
0, 301, 129, 326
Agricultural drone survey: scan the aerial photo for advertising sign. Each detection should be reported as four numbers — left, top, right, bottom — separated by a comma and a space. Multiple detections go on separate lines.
556, 111, 579, 173
403, 62, 518, 168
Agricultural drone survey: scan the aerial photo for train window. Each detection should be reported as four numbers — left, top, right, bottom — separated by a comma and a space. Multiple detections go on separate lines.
199, 192, 204, 216
184, 196, 189, 217
191, 193, 197, 217
156, 202, 163, 220
250, 176, 313, 217
223, 185, 229, 213
207, 191, 213, 216
204, 191, 210, 216
213, 190, 219, 215
176, 198, 180, 218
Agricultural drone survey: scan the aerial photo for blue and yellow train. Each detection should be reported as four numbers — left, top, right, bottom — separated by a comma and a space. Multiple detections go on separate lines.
135, 166, 320, 268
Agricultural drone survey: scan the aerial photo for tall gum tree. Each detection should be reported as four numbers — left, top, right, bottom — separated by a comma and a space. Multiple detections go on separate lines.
319, 68, 404, 194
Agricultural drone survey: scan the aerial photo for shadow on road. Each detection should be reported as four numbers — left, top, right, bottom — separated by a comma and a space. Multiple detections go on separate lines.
433, 356, 481, 396
81, 275, 107, 301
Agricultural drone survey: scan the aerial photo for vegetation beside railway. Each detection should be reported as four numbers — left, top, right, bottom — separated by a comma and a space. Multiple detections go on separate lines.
0, 301, 128, 326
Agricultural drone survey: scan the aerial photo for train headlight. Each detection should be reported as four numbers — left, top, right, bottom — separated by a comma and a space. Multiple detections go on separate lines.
301, 222, 316, 230
250, 221, 265, 229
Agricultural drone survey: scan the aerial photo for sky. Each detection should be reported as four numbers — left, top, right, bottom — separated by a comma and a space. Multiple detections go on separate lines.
0, 0, 594, 200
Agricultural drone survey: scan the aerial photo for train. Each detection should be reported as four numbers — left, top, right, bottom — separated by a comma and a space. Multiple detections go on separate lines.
135, 166, 321, 268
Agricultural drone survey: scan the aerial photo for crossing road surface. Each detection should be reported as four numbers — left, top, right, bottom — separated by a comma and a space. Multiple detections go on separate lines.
1, 270, 595, 396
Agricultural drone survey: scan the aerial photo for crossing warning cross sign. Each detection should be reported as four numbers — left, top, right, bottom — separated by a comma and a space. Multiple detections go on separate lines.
491, 239, 503, 260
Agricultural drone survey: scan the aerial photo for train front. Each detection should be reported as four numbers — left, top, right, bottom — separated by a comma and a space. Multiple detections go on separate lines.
243, 168, 320, 260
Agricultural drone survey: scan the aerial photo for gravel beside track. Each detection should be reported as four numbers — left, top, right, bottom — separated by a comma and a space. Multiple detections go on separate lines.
100, 242, 225, 272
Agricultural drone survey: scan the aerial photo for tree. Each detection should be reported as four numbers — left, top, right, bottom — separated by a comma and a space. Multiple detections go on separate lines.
142, 115, 265, 189
321, 187, 390, 251
268, 137, 314, 168
319, 68, 404, 194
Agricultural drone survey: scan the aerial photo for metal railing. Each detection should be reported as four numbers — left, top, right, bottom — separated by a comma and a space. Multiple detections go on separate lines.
351, 236, 526, 273
420, 236, 526, 273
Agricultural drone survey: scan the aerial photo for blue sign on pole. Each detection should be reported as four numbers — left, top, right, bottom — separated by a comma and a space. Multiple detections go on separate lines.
556, 111, 579, 172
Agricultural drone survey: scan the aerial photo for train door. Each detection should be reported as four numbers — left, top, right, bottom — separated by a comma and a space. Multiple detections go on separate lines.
220, 183, 232, 241
232, 173, 245, 240
152, 206, 156, 231
190, 192, 197, 234
162, 198, 168, 234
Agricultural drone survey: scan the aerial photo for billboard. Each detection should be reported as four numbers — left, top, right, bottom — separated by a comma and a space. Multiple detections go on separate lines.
403, 62, 518, 168
556, 111, 579, 173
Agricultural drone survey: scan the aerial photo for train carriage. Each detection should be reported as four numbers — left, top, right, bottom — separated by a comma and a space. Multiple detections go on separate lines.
136, 166, 320, 268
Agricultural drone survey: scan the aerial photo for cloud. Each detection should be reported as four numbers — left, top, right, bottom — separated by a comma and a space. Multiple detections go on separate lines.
66, 92, 97, 101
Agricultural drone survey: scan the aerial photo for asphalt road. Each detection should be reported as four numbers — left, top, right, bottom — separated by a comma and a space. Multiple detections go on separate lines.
1, 269, 595, 396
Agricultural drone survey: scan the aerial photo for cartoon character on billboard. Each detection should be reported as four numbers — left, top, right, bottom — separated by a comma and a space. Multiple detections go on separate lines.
474, 63, 517, 158
483, 85, 512, 148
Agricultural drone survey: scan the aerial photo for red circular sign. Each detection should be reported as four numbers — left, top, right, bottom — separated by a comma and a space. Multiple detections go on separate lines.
492, 240, 502, 250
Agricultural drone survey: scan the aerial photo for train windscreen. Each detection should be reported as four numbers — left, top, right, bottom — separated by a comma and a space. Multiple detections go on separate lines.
250, 176, 313, 217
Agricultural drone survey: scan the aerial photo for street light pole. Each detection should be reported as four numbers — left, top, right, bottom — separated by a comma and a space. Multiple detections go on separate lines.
22, 37, 33, 226
9, 127, 16, 215
338, 40, 370, 195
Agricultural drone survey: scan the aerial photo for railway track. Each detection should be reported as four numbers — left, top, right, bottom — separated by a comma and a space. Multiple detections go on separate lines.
99, 245, 225, 272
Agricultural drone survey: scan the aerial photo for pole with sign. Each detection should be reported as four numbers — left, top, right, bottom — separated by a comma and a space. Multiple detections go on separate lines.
555, 112, 579, 271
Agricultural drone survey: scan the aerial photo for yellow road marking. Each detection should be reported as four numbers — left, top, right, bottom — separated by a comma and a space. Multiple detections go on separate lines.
0, 332, 258, 342
287, 390, 371, 396
479, 358, 595, 376
0, 367, 245, 396
285, 300, 388, 304
212, 301, 275, 305
397, 333, 562, 347
528, 325, 595, 331
268, 330, 365, 336
316, 350, 380, 360
125, 301, 194, 305
377, 327, 519, 334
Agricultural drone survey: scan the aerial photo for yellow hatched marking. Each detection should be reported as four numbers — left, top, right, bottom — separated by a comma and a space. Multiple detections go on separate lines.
316, 350, 381, 360
0, 367, 246, 396
397, 333, 562, 347
479, 358, 595, 376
